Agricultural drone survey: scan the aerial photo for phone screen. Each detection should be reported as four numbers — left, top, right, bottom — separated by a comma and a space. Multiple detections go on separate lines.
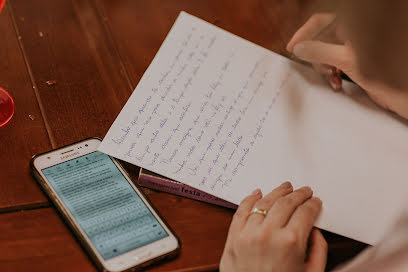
41, 151, 169, 260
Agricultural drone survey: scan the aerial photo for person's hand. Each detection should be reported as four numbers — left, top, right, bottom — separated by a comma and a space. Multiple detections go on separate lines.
287, 13, 408, 120
220, 182, 327, 272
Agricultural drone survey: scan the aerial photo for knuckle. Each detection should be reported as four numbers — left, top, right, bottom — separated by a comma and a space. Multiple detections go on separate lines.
281, 230, 299, 248
254, 231, 268, 244
249, 231, 269, 250
223, 238, 237, 259
226, 236, 243, 258
226, 245, 236, 258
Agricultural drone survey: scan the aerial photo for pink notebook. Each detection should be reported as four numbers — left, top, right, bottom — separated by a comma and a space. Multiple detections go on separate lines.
138, 168, 237, 209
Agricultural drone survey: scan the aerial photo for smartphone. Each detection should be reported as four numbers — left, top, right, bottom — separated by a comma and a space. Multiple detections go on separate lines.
30, 137, 180, 272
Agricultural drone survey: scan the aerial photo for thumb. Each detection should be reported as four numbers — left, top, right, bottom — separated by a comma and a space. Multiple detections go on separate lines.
293, 40, 352, 72
305, 228, 328, 272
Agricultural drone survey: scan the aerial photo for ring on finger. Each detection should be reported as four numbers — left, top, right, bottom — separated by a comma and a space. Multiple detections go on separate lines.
249, 207, 267, 217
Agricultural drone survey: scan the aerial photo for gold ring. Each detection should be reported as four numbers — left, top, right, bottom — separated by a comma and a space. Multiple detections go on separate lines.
249, 207, 267, 217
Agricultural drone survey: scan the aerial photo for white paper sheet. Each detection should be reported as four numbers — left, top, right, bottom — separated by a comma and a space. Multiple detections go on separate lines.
99, 12, 408, 245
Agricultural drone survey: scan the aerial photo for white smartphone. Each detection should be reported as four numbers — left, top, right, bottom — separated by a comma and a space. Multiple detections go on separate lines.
30, 137, 180, 272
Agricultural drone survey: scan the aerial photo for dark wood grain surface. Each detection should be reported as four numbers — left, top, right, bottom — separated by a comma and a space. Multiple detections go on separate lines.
0, 2, 50, 212
0, 0, 367, 271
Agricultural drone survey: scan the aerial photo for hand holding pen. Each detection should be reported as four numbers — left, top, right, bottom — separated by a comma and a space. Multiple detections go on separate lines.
287, 13, 347, 91
286, 13, 408, 120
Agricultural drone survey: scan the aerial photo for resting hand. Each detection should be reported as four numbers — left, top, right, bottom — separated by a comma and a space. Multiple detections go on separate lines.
287, 13, 408, 120
220, 182, 327, 272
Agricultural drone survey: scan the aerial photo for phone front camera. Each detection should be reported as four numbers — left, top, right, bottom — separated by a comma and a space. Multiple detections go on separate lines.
85, 144, 88, 147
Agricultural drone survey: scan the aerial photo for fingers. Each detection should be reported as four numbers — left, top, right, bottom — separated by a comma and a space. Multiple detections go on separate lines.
287, 197, 323, 244
292, 40, 351, 72
287, 13, 350, 92
264, 186, 313, 228
325, 71, 343, 91
313, 64, 343, 91
246, 182, 293, 225
228, 189, 263, 237
287, 13, 336, 53
306, 229, 328, 272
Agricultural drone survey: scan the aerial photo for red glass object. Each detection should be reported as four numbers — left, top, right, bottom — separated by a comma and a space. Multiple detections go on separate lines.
0, 0, 14, 128
0, 87, 14, 127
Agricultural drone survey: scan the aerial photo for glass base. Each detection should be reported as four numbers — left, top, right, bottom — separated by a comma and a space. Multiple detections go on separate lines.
0, 87, 14, 128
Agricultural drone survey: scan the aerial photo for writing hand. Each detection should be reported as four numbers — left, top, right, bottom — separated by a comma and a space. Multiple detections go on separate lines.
220, 182, 327, 272
287, 13, 408, 120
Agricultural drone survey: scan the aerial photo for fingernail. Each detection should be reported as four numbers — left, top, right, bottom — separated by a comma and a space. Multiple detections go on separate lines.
327, 75, 342, 91
281, 181, 292, 189
252, 188, 262, 196
293, 43, 305, 57
331, 80, 342, 91
329, 79, 337, 90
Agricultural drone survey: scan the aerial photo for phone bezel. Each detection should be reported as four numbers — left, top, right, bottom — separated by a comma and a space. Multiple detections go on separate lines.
30, 137, 180, 272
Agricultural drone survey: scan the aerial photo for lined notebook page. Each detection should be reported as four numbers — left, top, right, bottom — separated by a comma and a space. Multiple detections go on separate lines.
99, 12, 408, 245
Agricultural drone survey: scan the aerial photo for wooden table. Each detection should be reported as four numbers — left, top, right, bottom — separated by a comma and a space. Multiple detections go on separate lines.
0, 0, 367, 271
